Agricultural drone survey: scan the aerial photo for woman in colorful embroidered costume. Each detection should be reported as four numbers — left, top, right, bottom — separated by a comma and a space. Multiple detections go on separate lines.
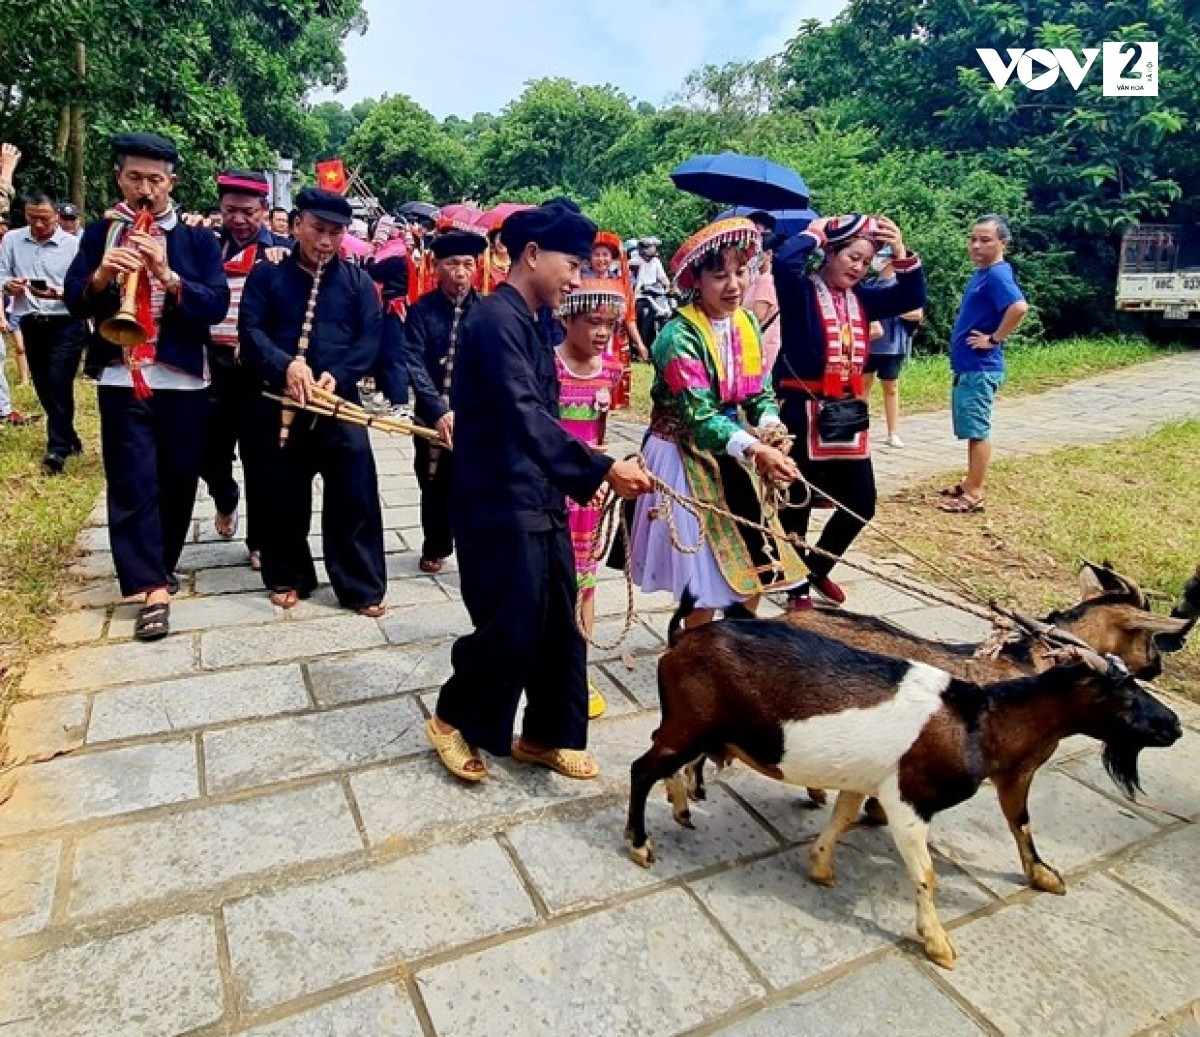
771, 213, 926, 611
629, 218, 803, 624
555, 280, 625, 718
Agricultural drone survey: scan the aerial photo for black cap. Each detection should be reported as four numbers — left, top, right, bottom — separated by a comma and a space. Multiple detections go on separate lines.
111, 132, 179, 164
431, 231, 487, 260
294, 187, 353, 227
57, 203, 80, 219
501, 202, 597, 261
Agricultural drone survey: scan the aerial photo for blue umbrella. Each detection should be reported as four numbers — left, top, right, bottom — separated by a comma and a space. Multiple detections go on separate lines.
716, 206, 820, 237
671, 152, 810, 211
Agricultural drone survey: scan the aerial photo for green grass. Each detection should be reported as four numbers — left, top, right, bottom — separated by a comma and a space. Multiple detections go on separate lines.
623, 334, 1169, 424
0, 361, 105, 723
867, 420, 1200, 701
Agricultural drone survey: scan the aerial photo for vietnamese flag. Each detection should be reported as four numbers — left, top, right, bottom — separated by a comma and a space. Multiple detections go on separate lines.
316, 158, 347, 194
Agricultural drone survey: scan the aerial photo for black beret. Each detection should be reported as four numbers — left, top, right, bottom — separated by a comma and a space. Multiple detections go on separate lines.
295, 187, 353, 227
502, 202, 597, 261
431, 230, 487, 260
112, 132, 178, 164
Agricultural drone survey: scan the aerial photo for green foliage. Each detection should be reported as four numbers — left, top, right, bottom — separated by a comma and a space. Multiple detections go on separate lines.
344, 95, 472, 207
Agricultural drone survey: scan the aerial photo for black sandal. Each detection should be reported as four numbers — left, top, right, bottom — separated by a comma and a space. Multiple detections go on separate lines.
135, 602, 171, 642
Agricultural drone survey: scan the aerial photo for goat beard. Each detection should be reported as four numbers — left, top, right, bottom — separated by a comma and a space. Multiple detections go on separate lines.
1102, 740, 1145, 800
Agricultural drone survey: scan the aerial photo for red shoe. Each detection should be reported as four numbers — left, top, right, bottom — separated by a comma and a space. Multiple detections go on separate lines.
2, 410, 34, 426
785, 590, 813, 612
809, 574, 846, 606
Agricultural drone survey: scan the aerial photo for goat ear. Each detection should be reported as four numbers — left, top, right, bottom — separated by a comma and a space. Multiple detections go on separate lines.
1146, 615, 1195, 654
1080, 560, 1146, 607
1078, 563, 1109, 600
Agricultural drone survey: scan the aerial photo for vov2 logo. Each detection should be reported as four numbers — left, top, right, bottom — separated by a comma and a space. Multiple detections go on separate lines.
976, 43, 1158, 97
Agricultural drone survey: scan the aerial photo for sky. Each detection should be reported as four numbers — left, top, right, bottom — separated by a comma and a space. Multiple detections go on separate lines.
319, 0, 850, 118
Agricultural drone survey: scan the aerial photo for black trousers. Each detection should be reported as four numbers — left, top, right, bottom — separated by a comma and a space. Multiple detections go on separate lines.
199, 354, 263, 551
413, 438, 454, 561
98, 386, 210, 597
253, 399, 386, 608
22, 315, 86, 458
436, 526, 588, 757
779, 397, 877, 581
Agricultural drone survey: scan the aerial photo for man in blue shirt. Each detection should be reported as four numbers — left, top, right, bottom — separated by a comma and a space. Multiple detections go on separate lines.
941, 215, 1029, 513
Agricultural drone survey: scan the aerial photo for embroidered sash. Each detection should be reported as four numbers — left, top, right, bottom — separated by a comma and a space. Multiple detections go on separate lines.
675, 304, 763, 403
810, 276, 868, 399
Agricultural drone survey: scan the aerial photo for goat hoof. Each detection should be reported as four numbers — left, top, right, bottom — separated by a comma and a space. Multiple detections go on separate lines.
923, 934, 957, 970
806, 788, 828, 808
689, 785, 707, 803
629, 840, 656, 869
809, 865, 836, 887
1030, 863, 1067, 895
673, 810, 695, 829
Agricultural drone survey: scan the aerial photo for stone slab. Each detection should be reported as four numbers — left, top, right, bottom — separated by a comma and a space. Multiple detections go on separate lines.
587, 617, 664, 664
0, 740, 199, 839
349, 752, 610, 847
598, 654, 660, 709
711, 955, 987, 1036
87, 663, 308, 743
1, 694, 88, 767
224, 838, 536, 1012
690, 829, 992, 989
308, 643, 453, 706
0, 914, 223, 1036
110, 591, 279, 639
1112, 826, 1200, 928
64, 578, 125, 609
418, 889, 765, 1037
177, 539, 252, 571
1060, 726, 1200, 823
200, 614, 386, 669
939, 874, 1200, 1037
240, 982, 424, 1037
20, 636, 198, 695
68, 783, 362, 918
378, 601, 468, 644
836, 578, 931, 618
0, 841, 61, 940
50, 609, 107, 646
931, 768, 1162, 897
194, 565, 264, 596
713, 765, 834, 844
884, 603, 996, 644
506, 788, 779, 914
202, 695, 427, 794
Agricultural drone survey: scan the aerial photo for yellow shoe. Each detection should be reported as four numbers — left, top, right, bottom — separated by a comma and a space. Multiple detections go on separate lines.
587, 681, 607, 719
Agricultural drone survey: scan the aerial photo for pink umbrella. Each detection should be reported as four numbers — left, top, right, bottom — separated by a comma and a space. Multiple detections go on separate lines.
474, 202, 532, 233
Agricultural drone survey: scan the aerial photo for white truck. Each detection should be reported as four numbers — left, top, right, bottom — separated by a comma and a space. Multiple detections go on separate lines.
1116, 224, 1200, 331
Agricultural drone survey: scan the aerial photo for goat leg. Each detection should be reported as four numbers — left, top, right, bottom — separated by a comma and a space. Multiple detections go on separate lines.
878, 782, 957, 969
626, 750, 659, 868
664, 774, 695, 828
994, 767, 1065, 895
809, 790, 865, 886
683, 757, 708, 801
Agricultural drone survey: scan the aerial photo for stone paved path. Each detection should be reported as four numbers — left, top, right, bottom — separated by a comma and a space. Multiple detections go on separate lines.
2, 354, 1198, 1037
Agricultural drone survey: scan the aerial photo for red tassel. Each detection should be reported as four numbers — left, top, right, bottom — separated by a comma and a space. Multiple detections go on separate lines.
131, 366, 153, 400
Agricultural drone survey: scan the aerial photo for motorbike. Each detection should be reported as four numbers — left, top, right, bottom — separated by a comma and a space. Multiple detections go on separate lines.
635, 283, 678, 352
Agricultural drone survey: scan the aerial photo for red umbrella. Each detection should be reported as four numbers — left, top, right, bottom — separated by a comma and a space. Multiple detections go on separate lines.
439, 203, 484, 234
474, 202, 532, 233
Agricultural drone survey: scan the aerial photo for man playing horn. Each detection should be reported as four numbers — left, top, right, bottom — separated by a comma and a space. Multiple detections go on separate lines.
239, 187, 387, 617
64, 132, 229, 642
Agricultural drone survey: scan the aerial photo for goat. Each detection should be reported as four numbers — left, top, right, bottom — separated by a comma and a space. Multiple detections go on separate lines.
625, 595, 1182, 969
685, 562, 1193, 807
1172, 564, 1200, 621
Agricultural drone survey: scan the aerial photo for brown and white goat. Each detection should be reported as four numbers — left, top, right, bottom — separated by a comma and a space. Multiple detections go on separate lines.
625, 597, 1182, 969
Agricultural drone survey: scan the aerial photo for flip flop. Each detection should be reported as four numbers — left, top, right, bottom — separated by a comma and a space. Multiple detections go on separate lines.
356, 603, 387, 618
511, 743, 599, 780
419, 557, 444, 574
270, 589, 300, 609
425, 718, 487, 782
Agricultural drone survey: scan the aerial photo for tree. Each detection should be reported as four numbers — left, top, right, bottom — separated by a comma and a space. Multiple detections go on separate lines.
473, 78, 639, 201
344, 94, 472, 206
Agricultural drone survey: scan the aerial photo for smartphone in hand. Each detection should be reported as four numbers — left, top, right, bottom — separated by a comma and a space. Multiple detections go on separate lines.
30, 278, 48, 291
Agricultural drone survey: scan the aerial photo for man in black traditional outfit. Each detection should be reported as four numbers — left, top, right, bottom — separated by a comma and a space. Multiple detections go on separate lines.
64, 132, 230, 642
239, 187, 387, 616
425, 201, 652, 784
401, 229, 485, 573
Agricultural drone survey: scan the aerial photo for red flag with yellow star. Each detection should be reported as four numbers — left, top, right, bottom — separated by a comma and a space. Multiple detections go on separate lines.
315, 159, 347, 194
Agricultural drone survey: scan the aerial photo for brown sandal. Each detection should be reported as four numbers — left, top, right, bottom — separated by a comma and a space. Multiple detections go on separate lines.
425, 718, 487, 782
270, 589, 300, 609
938, 494, 985, 513
419, 557, 444, 574
356, 603, 387, 618
511, 743, 599, 780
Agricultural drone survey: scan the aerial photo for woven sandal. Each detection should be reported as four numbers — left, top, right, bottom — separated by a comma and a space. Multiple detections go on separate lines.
511, 743, 599, 780
425, 718, 487, 782
938, 493, 985, 514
